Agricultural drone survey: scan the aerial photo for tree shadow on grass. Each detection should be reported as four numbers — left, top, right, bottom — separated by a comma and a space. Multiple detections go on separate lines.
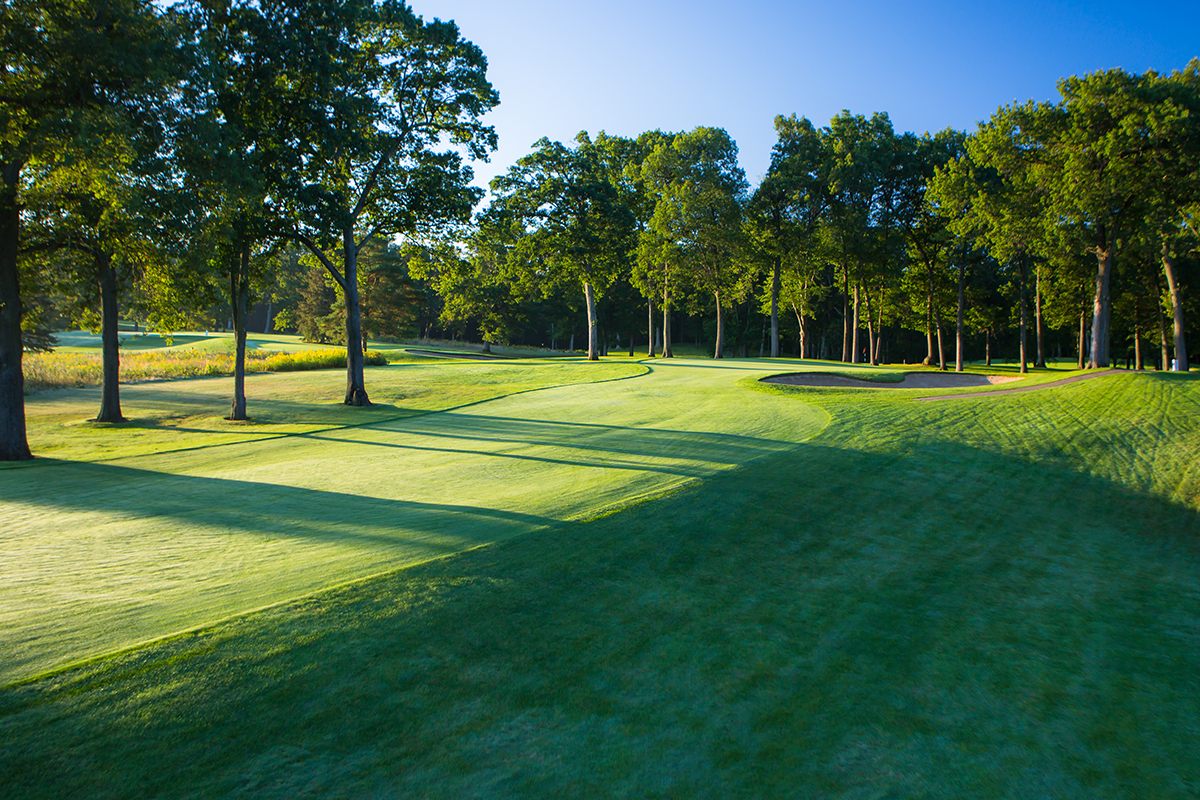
3, 440, 1200, 797
0, 459, 559, 684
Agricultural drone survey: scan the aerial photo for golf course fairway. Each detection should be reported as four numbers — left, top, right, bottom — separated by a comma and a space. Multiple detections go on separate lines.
1, 357, 827, 684
3, 357, 1200, 798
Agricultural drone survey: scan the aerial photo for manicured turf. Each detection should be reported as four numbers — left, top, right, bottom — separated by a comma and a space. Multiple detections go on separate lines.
2, 356, 825, 684
2, 354, 1198, 797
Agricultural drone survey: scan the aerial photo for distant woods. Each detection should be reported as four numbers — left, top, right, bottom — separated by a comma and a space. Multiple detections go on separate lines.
2, 0, 1198, 461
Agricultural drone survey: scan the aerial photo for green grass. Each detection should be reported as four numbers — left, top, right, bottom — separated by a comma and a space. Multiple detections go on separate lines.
2, 355, 1199, 797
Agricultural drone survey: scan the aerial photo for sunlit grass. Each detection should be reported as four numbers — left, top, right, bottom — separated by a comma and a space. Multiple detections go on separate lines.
21, 347, 389, 393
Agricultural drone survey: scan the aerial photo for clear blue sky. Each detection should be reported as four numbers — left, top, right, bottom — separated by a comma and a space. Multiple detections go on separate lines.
413, 0, 1200, 190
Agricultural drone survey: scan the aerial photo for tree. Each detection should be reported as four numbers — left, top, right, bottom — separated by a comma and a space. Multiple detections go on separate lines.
1023, 69, 1190, 368
822, 111, 894, 364
289, 0, 496, 403
489, 132, 633, 360
1, 0, 178, 458
748, 115, 827, 358
178, 0, 312, 420
642, 127, 747, 358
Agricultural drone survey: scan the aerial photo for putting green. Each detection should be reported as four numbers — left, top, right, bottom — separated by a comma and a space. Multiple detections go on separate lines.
1, 358, 827, 684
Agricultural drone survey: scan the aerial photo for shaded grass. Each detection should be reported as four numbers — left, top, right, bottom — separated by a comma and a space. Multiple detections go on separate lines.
2, 363, 1199, 797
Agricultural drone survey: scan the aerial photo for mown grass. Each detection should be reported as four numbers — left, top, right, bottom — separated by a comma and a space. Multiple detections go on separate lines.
2, 359, 1198, 797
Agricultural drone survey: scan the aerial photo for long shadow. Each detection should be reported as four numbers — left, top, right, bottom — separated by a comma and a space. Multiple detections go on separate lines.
1, 460, 555, 545
4, 437, 1200, 797
334, 412, 804, 472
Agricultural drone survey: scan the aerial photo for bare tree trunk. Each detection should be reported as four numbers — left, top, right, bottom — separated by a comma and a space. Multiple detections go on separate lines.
1163, 240, 1189, 371
96, 251, 126, 423
661, 282, 673, 358
584, 281, 599, 360
955, 263, 966, 372
342, 229, 371, 405
1089, 226, 1115, 368
263, 300, 273, 334
647, 297, 656, 357
713, 289, 724, 358
770, 255, 780, 358
985, 330, 992, 367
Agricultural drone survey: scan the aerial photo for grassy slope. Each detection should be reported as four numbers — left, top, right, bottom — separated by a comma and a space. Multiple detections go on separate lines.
2, 361, 1199, 798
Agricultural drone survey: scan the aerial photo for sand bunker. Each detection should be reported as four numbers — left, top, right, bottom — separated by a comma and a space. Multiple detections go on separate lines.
763, 372, 1022, 390
763, 369, 1121, 398
405, 349, 509, 360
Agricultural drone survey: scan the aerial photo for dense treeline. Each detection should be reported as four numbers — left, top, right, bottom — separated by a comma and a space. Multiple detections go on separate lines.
1, 0, 1197, 461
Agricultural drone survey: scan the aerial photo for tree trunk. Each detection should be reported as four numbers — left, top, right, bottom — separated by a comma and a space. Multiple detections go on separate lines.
1163, 240, 1189, 371
955, 263, 966, 372
647, 297, 656, 357
1088, 227, 1115, 368
0, 160, 30, 460
96, 250, 126, 423
934, 303, 946, 371
925, 279, 935, 366
1034, 264, 1046, 369
1156, 279, 1170, 371
863, 285, 876, 366
662, 282, 673, 358
851, 283, 860, 364
263, 300, 273, 334
584, 281, 598, 360
792, 302, 806, 360
841, 267, 850, 362
1018, 259, 1028, 374
1134, 310, 1143, 371
342, 229, 371, 405
985, 330, 992, 367
227, 244, 251, 421
1077, 305, 1086, 370
713, 289, 724, 359
769, 255, 781, 358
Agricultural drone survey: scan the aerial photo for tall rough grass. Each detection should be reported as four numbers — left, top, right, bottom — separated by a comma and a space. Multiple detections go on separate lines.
22, 348, 388, 394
